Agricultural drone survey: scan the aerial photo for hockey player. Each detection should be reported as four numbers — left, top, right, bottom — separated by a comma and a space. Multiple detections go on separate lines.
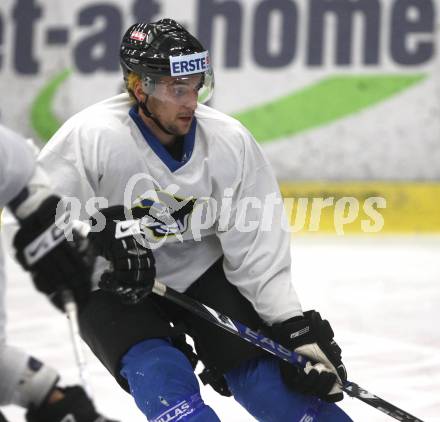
0, 125, 118, 422
4, 20, 353, 421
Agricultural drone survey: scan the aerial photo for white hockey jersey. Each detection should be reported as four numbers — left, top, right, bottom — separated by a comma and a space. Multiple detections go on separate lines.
36, 94, 302, 324
0, 125, 36, 207
0, 125, 36, 344
0, 125, 34, 343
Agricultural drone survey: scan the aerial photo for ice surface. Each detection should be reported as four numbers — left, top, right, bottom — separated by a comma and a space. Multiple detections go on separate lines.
2, 236, 439, 421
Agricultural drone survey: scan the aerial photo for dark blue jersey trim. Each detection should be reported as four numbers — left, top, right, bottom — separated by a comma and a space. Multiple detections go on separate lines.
129, 106, 197, 172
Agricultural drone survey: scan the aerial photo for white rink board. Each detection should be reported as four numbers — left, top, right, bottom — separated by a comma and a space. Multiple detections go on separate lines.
2, 236, 439, 422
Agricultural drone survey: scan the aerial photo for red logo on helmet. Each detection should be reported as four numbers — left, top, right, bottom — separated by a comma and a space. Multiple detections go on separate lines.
131, 31, 146, 41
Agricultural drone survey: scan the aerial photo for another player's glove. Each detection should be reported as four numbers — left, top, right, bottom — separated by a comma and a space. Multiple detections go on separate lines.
271, 310, 347, 402
13, 195, 93, 311
26, 385, 119, 422
88, 206, 156, 305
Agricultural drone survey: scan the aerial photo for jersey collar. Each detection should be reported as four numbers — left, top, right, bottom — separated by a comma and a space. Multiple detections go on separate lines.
129, 106, 197, 172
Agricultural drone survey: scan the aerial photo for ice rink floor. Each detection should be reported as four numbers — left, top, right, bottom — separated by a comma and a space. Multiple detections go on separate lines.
2, 235, 439, 422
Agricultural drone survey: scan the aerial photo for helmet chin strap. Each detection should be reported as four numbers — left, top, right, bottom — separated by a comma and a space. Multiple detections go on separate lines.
139, 96, 176, 136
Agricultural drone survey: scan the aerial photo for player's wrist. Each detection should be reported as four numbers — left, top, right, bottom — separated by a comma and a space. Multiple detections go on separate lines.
9, 185, 54, 222
8, 165, 54, 221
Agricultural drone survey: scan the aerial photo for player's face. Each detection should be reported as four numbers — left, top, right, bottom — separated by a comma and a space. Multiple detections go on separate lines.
149, 75, 202, 135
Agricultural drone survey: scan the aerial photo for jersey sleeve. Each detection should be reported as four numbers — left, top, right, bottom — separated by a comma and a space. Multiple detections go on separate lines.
216, 127, 303, 325
0, 126, 36, 207
36, 125, 99, 220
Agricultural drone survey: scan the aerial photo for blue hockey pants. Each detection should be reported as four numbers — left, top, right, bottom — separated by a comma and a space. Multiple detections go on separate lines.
120, 339, 352, 421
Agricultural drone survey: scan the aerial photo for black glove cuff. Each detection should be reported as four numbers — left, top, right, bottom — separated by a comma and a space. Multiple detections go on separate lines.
16, 195, 62, 228
7, 186, 30, 216
271, 314, 316, 350
87, 205, 132, 257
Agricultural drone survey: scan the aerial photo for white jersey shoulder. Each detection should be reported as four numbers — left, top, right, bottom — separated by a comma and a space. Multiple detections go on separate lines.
38, 94, 135, 201
48, 94, 133, 142
194, 103, 267, 172
195, 103, 254, 146
195, 103, 244, 128
42, 94, 140, 163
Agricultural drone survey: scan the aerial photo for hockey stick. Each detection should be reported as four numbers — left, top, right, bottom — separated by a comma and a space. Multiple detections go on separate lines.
151, 280, 424, 422
75, 218, 423, 420
62, 289, 94, 398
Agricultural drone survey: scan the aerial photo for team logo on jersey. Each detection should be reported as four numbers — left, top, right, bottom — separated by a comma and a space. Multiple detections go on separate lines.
133, 191, 197, 239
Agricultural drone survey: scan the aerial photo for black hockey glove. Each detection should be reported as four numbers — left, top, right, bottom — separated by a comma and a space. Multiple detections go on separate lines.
13, 195, 93, 311
26, 385, 119, 422
88, 206, 156, 305
271, 310, 347, 402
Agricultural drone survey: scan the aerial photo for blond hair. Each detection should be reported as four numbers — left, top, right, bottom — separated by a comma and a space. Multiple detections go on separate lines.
125, 72, 141, 104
